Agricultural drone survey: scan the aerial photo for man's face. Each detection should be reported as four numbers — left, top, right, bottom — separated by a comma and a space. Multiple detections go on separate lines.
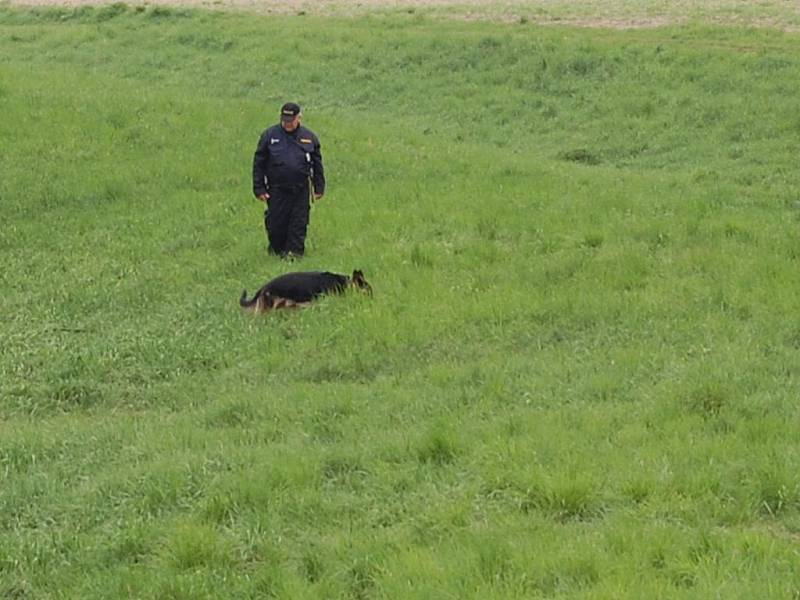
281, 115, 300, 132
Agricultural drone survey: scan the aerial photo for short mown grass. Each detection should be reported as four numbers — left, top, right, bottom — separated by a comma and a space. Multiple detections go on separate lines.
2, 4, 800, 598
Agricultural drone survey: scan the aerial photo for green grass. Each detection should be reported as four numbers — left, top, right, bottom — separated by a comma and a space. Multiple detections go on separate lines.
2, 4, 800, 597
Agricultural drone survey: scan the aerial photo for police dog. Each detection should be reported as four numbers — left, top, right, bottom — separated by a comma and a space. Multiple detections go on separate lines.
240, 270, 372, 313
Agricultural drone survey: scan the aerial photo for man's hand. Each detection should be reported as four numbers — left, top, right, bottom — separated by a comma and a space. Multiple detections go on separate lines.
314, 193, 323, 201
258, 193, 270, 202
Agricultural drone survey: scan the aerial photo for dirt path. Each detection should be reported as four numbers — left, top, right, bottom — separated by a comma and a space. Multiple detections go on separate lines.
5, 0, 800, 30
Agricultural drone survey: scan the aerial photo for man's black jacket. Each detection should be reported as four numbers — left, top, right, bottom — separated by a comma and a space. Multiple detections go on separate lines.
252, 124, 325, 197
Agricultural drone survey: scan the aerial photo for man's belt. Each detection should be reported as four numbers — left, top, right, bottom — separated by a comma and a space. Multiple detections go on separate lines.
269, 182, 309, 191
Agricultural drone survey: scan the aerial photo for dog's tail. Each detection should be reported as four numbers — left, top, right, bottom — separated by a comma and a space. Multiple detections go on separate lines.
240, 290, 258, 310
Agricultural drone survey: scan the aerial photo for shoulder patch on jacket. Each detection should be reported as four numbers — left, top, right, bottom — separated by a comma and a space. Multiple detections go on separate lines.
300, 138, 313, 144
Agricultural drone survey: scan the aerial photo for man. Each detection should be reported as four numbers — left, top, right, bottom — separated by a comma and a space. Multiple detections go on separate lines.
252, 102, 325, 258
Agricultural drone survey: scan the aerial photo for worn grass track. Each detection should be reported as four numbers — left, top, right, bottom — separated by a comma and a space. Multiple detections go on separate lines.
4, 0, 800, 30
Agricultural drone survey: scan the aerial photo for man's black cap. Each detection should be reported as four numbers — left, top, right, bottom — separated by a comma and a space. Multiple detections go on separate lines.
280, 102, 301, 120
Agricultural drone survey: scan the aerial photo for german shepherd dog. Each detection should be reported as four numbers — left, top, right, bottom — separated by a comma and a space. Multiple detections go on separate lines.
240, 270, 372, 313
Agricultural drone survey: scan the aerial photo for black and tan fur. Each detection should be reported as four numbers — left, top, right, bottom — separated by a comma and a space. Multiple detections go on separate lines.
240, 270, 371, 314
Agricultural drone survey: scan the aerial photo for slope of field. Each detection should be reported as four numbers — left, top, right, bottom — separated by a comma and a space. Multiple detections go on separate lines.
2, 5, 800, 598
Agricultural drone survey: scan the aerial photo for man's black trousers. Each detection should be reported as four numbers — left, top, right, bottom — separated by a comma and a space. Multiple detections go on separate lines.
264, 184, 310, 257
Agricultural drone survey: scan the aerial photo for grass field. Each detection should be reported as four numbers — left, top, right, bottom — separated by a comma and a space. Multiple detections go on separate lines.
2, 4, 800, 598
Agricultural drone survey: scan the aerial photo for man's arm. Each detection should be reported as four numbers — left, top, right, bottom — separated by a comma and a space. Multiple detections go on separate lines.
252, 131, 270, 199
310, 135, 325, 199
